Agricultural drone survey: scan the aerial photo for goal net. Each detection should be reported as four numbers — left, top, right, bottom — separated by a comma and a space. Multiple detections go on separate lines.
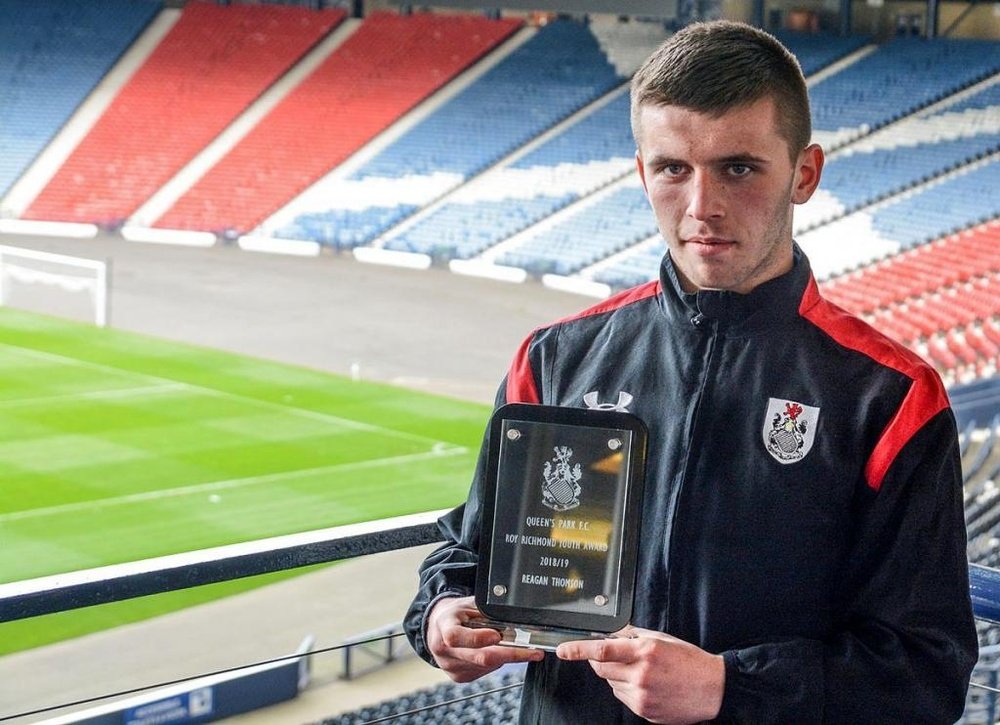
0, 245, 109, 327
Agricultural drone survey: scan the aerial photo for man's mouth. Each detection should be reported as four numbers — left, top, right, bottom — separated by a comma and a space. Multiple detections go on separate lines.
685, 237, 734, 246
684, 237, 736, 255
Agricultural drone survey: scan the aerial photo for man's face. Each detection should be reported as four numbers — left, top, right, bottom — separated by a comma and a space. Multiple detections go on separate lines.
635, 96, 823, 294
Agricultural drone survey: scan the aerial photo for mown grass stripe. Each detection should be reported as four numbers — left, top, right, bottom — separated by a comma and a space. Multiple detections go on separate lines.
0, 341, 453, 447
0, 445, 466, 524
0, 383, 186, 409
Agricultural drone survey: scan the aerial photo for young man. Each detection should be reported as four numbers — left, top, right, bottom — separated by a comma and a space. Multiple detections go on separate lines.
405, 21, 977, 723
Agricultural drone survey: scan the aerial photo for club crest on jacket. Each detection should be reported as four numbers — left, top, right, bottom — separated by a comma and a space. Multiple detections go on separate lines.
763, 398, 820, 464
542, 446, 582, 511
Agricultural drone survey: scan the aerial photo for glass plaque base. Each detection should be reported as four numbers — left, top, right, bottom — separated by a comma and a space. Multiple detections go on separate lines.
465, 616, 618, 651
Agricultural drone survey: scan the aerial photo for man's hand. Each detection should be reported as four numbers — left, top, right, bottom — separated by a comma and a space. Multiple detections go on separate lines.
425, 596, 545, 682
556, 625, 725, 724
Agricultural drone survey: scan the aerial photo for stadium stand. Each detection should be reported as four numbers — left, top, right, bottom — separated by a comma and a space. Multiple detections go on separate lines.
808, 37, 1000, 149
264, 18, 635, 248
322, 667, 524, 724
959, 382, 1000, 722
771, 29, 871, 75
279, 27, 871, 261
798, 157, 1000, 279
495, 180, 651, 274
0, 0, 160, 200
797, 79, 1000, 231
154, 11, 521, 234
381, 90, 637, 261
23, 2, 346, 226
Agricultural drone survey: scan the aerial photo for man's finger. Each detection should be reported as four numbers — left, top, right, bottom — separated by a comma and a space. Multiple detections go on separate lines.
440, 623, 503, 650
456, 644, 545, 669
589, 659, 632, 683
556, 637, 639, 663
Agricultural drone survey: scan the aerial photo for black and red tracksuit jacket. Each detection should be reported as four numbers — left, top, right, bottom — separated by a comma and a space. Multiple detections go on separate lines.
405, 247, 977, 723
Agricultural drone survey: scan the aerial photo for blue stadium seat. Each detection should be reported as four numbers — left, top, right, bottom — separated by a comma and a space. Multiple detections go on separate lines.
0, 0, 161, 196
272, 19, 631, 248
809, 38, 1000, 139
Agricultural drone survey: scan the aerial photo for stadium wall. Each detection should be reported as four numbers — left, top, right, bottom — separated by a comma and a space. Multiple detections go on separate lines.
369, 0, 1000, 38
851, 1, 1000, 38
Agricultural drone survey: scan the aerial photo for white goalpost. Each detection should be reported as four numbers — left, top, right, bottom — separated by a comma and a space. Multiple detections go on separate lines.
0, 245, 110, 327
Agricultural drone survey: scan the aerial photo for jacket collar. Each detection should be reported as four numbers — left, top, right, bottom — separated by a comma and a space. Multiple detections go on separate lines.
658, 243, 813, 333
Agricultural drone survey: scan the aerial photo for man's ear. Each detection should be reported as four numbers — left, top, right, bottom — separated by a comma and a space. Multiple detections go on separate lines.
792, 143, 824, 205
635, 150, 649, 195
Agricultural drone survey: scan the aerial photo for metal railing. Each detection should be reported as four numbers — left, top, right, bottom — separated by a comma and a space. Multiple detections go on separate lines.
2, 512, 1000, 723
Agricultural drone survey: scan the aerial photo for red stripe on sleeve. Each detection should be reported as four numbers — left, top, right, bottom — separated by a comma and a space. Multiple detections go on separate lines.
505, 279, 662, 405
506, 333, 541, 404
799, 277, 949, 491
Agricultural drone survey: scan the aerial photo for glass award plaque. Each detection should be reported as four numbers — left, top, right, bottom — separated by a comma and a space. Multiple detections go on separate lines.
471, 403, 647, 650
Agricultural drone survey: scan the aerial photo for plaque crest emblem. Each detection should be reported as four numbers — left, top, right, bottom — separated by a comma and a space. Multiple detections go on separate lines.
542, 446, 582, 511
763, 398, 819, 464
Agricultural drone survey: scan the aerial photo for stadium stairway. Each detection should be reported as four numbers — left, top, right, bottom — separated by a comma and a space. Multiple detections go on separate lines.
23, 1, 345, 228
153, 11, 522, 235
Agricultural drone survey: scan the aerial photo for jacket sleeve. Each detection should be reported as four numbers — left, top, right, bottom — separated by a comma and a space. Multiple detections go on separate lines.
717, 407, 979, 723
403, 380, 509, 664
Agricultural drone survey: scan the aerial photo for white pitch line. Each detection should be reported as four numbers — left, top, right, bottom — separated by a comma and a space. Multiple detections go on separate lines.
0, 383, 187, 409
0, 444, 468, 524
0, 342, 460, 448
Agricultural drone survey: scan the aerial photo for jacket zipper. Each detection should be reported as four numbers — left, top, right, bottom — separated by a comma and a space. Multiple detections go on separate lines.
663, 320, 718, 632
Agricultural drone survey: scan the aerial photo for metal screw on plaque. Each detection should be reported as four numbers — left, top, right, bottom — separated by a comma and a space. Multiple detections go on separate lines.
493, 584, 507, 597
507, 429, 521, 441
594, 594, 608, 606
608, 438, 622, 451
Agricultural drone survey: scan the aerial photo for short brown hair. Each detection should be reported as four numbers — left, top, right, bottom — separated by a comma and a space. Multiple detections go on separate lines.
630, 21, 811, 159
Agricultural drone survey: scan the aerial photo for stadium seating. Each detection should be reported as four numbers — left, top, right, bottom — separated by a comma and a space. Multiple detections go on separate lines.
0, 0, 160, 199
283, 29, 871, 260
818, 221, 1000, 380
266, 18, 635, 247
772, 29, 870, 75
25, 1, 345, 226
795, 158, 999, 280
496, 181, 653, 274
809, 37, 1000, 148
155, 11, 521, 234
822, 222, 1000, 314
382, 91, 639, 259
323, 667, 523, 724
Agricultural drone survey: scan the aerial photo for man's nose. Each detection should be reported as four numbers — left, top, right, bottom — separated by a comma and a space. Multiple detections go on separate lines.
686, 170, 724, 221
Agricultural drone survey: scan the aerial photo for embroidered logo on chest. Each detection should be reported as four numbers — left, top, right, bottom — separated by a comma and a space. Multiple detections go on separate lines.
762, 398, 820, 464
583, 391, 633, 413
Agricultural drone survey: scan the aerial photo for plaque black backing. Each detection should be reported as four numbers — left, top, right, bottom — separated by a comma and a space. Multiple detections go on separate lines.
475, 403, 647, 637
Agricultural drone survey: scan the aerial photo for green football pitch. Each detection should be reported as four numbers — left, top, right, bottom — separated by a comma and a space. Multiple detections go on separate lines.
0, 307, 489, 655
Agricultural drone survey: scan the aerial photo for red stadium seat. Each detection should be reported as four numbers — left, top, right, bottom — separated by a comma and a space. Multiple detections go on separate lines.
153, 11, 522, 233
25, 2, 346, 226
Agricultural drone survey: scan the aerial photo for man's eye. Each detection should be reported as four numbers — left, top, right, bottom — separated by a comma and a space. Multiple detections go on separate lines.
662, 164, 685, 176
728, 164, 753, 177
